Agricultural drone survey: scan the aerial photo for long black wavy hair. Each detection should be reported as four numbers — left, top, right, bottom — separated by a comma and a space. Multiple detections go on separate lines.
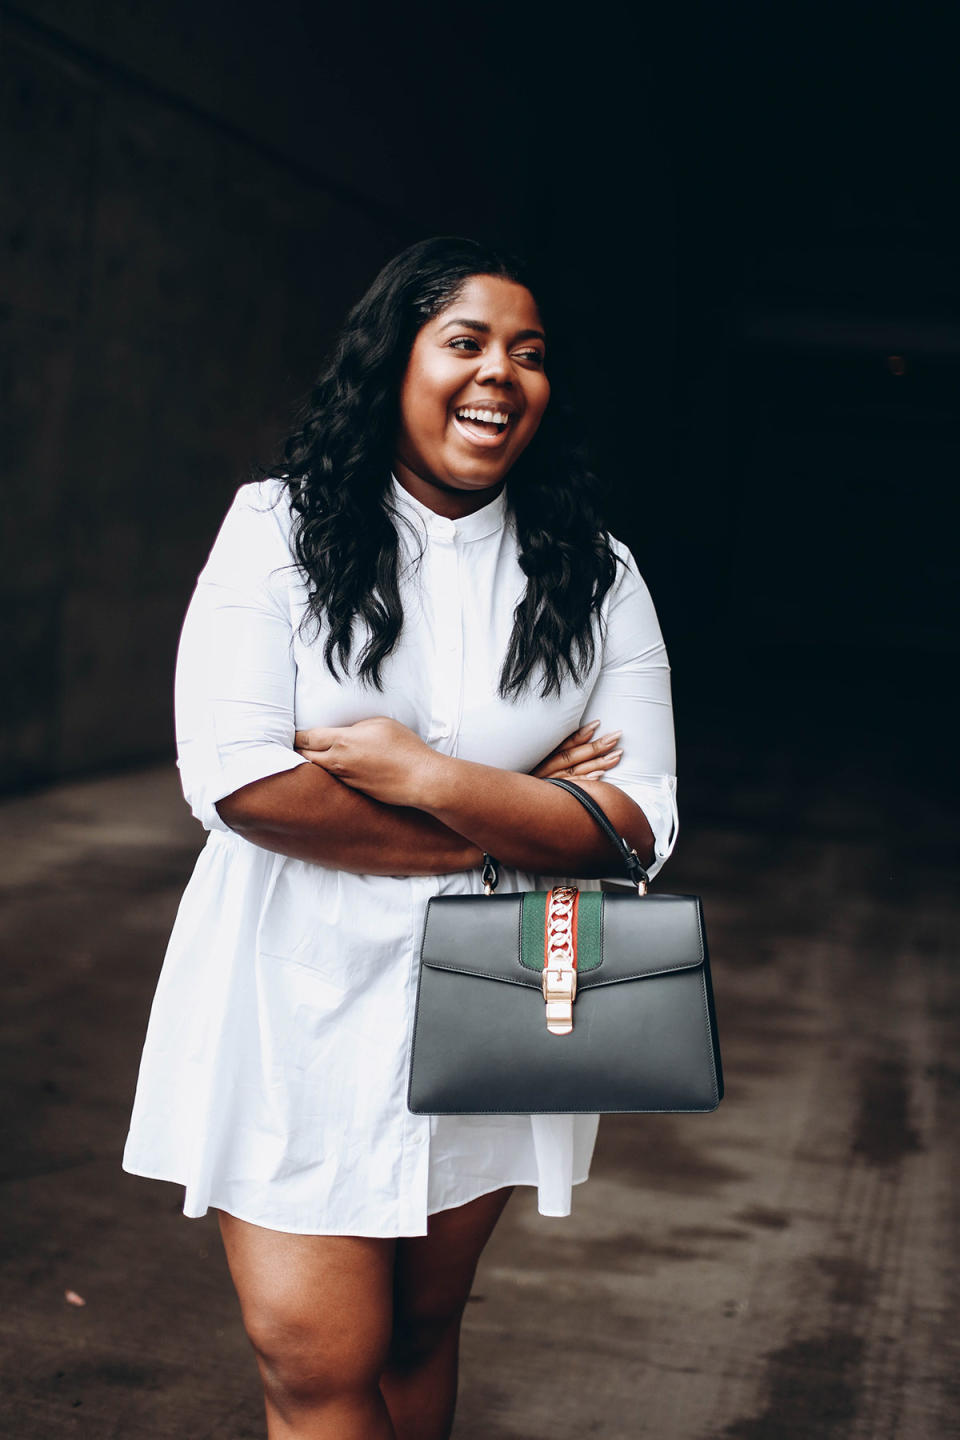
274, 235, 619, 699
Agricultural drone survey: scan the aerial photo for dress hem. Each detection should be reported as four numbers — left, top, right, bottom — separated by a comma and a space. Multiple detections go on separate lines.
122, 1157, 591, 1236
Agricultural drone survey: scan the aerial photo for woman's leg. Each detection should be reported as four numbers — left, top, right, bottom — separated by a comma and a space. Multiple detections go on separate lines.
218, 1211, 397, 1440
381, 1187, 513, 1440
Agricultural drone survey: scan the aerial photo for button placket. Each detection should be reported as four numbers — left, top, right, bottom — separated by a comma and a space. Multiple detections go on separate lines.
427, 526, 463, 750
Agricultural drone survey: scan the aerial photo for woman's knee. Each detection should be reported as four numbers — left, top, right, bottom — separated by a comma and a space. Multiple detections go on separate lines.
389, 1288, 466, 1369
244, 1303, 392, 1406
218, 1214, 395, 1408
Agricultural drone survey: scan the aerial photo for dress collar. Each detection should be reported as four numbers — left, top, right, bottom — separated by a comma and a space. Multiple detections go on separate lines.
388, 472, 508, 543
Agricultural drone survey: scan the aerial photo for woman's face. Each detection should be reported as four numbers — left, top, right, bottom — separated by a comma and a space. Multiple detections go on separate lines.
393, 274, 550, 510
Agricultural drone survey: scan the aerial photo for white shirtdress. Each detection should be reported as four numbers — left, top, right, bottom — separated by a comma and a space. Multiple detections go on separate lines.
122, 475, 679, 1236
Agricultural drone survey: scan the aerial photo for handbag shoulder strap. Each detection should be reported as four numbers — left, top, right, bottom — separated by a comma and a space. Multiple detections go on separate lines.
545, 777, 650, 892
481, 778, 650, 895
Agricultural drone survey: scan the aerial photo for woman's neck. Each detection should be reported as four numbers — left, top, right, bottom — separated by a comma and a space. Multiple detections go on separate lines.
391, 458, 505, 520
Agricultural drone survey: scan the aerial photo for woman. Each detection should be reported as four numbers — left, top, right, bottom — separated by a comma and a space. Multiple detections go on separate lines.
123, 236, 678, 1439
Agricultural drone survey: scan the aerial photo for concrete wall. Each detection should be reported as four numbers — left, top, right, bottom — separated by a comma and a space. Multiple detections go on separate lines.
2, 8, 413, 788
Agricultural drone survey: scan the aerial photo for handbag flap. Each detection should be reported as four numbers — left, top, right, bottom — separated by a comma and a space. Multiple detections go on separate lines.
419, 892, 706, 991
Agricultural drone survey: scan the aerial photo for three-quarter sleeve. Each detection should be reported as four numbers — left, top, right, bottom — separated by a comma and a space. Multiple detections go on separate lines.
580, 542, 679, 881
174, 481, 310, 833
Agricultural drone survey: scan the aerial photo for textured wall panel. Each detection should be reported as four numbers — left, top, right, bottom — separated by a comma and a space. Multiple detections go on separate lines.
0, 41, 93, 316
1, 23, 399, 790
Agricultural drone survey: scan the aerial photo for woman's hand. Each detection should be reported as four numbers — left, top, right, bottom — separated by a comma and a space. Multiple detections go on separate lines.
529, 719, 623, 781
293, 717, 441, 808
294, 715, 622, 810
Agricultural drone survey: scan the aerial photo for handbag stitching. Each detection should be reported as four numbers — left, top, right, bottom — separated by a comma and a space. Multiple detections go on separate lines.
407, 896, 446, 1108
694, 900, 721, 1105
409, 1102, 721, 1114
696, 960, 720, 1108
416, 1107, 721, 1114
422, 960, 542, 989
419, 955, 705, 986
687, 900, 705, 966
577, 956, 707, 987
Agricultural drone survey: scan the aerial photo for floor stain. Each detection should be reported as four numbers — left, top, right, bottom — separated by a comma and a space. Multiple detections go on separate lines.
670, 1224, 750, 1243
851, 1056, 923, 1167
735, 1205, 792, 1231
925, 1061, 960, 1096
816, 1256, 873, 1309
598, 1116, 745, 1195
515, 1230, 732, 1271
721, 1332, 865, 1439
37, 1358, 173, 1398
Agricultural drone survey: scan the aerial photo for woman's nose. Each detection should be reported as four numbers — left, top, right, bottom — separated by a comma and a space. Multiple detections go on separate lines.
475, 347, 513, 383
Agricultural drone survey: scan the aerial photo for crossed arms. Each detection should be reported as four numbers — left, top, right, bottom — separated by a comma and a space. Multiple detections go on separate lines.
216, 718, 654, 879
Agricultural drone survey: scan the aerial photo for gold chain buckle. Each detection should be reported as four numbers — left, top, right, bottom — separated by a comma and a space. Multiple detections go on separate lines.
542, 886, 578, 1035
541, 965, 577, 1035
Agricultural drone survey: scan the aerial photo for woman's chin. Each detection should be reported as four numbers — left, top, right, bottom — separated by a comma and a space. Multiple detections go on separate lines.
425, 457, 509, 492
446, 446, 519, 486
448, 468, 508, 491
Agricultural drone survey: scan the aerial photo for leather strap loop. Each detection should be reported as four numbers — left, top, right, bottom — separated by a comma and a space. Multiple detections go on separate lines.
481, 778, 651, 894
546, 778, 651, 891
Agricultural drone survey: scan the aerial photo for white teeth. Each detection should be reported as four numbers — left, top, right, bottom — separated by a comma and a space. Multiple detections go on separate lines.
456, 407, 511, 425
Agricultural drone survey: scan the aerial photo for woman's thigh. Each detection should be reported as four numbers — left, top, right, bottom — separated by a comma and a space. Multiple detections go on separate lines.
391, 1187, 514, 1352
218, 1210, 396, 1392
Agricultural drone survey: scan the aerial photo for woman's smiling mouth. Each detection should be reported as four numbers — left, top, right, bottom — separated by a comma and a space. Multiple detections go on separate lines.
452, 404, 516, 447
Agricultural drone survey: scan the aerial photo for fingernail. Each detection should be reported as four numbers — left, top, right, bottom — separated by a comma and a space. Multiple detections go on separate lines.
586, 770, 605, 780
600, 730, 623, 745
582, 719, 600, 733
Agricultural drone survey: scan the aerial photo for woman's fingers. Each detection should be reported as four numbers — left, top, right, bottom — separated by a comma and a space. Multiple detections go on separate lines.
294, 727, 338, 752
533, 728, 623, 778
568, 747, 622, 777
566, 728, 621, 768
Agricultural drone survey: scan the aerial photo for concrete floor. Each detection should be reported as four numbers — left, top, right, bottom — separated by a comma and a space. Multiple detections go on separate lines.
1, 725, 956, 1438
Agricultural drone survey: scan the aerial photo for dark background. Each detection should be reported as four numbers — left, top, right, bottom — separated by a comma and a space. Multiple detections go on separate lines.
2, 9, 958, 1433
3, 0, 957, 796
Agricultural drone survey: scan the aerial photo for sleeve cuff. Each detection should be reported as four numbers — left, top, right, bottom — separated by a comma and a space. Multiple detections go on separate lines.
600, 774, 679, 884
188, 745, 312, 833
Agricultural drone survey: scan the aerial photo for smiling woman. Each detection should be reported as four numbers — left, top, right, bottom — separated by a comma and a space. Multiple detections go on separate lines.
395, 278, 550, 494
122, 236, 679, 1440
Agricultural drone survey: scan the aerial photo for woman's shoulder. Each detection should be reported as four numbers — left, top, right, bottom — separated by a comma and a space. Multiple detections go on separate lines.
229, 476, 295, 526
199, 478, 298, 584
218, 477, 295, 539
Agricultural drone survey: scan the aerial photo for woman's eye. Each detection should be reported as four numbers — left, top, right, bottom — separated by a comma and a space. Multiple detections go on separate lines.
514, 349, 545, 365
448, 337, 481, 351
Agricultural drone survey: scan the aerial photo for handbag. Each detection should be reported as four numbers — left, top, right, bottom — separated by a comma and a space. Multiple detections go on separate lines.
407, 777, 723, 1115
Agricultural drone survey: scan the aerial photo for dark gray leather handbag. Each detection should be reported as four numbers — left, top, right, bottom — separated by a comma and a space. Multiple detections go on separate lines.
408, 778, 723, 1115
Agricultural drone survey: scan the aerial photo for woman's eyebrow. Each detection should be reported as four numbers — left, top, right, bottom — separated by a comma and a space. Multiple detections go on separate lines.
437, 317, 546, 343
438, 317, 490, 333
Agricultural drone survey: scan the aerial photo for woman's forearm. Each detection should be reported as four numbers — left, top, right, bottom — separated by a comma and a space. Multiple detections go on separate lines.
416, 757, 656, 877
215, 764, 483, 875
